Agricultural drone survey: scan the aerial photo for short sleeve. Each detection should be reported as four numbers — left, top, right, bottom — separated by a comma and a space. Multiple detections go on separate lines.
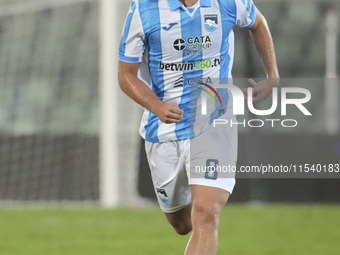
234, 0, 257, 28
119, 1, 145, 63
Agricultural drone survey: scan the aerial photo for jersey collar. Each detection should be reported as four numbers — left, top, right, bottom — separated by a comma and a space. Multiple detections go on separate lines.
167, 0, 211, 11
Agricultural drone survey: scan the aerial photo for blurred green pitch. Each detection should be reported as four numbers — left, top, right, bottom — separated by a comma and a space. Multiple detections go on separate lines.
0, 204, 339, 255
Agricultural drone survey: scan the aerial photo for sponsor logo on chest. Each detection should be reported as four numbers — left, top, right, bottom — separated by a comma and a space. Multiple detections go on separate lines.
173, 36, 212, 52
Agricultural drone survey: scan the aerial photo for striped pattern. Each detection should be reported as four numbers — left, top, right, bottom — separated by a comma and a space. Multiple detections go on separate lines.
119, 0, 256, 142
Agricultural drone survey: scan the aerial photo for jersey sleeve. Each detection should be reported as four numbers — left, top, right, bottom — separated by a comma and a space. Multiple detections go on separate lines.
119, 1, 145, 63
234, 0, 257, 28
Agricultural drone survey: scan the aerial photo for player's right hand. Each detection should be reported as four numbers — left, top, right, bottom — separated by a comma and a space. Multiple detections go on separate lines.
156, 103, 184, 124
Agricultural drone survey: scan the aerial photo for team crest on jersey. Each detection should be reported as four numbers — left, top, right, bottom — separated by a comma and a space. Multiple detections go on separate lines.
156, 188, 169, 204
204, 14, 218, 32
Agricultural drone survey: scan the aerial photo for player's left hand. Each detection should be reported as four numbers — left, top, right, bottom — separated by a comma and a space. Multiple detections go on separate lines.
242, 78, 279, 102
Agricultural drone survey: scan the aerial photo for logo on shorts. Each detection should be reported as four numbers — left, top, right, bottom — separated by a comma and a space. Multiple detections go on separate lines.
156, 188, 169, 204
205, 15, 218, 32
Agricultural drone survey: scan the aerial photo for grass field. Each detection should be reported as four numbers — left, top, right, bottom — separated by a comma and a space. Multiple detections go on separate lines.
0, 204, 339, 255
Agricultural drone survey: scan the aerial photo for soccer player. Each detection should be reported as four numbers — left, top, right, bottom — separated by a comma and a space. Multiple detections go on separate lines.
118, 0, 279, 254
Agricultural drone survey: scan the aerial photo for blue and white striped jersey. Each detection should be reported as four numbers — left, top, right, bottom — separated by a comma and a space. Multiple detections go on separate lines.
119, 0, 256, 143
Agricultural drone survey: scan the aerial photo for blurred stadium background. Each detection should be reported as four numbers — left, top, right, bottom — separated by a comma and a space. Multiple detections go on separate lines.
0, 0, 339, 254
0, 0, 339, 205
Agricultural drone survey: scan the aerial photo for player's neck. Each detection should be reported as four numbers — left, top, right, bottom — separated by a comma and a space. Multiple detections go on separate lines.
178, 0, 199, 7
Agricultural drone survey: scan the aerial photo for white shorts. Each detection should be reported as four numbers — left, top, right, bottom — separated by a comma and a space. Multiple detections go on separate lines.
145, 124, 237, 213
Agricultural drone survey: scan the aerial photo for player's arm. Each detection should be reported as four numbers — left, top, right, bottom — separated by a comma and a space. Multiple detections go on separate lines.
118, 61, 184, 124
244, 9, 279, 102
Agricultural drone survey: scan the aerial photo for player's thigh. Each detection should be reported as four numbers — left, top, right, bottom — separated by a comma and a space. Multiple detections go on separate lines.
188, 123, 237, 194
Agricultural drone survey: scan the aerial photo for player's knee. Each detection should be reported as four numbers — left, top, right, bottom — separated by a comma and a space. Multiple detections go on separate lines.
193, 203, 220, 227
169, 218, 192, 235
172, 222, 192, 235
165, 205, 192, 235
